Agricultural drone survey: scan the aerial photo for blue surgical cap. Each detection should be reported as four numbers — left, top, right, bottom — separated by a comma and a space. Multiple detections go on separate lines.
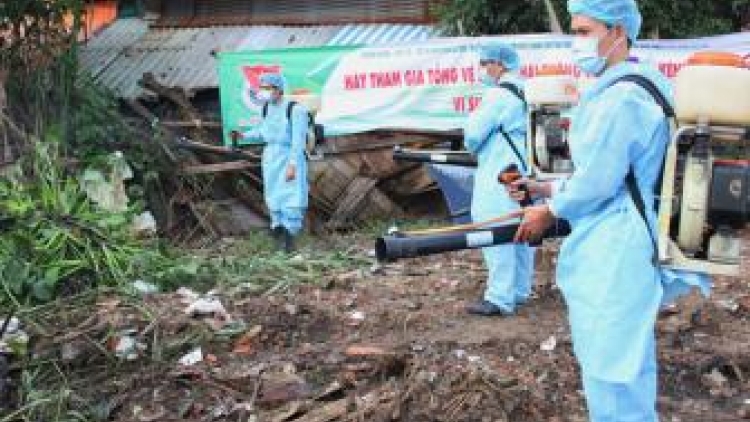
479, 43, 521, 72
568, 0, 642, 42
260, 73, 286, 91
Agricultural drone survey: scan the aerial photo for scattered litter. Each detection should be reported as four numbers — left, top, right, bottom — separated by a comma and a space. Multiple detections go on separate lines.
701, 368, 734, 397
1, 317, 19, 335
717, 299, 740, 313
185, 297, 231, 321
111, 331, 147, 361
131, 279, 159, 295
454, 349, 467, 360
349, 311, 365, 322
132, 211, 157, 237
176, 287, 200, 302
467, 355, 482, 363
0, 318, 28, 356
80, 152, 133, 212
703, 368, 729, 388
132, 404, 166, 422
179, 348, 204, 366
369, 263, 384, 275
540, 336, 557, 352
209, 402, 231, 419
61, 342, 83, 362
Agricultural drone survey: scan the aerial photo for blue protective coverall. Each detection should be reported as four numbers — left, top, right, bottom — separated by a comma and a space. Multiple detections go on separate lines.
463, 74, 535, 313
549, 62, 710, 421
259, 99, 309, 235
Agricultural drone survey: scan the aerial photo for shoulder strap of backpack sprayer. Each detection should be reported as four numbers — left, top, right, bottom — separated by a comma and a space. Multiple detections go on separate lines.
498, 83, 528, 173
481, 82, 528, 172
262, 100, 298, 127
497, 82, 527, 108
609, 74, 676, 265
262, 101, 323, 158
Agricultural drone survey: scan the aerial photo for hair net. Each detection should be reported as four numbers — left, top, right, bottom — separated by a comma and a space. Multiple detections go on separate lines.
479, 43, 521, 71
568, 0, 642, 41
260, 72, 286, 91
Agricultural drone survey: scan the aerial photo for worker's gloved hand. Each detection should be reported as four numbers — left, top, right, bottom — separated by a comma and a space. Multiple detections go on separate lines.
508, 179, 553, 202
498, 164, 533, 206
514, 205, 555, 244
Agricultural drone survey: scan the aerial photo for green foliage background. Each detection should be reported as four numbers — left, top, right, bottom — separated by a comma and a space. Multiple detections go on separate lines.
434, 0, 750, 38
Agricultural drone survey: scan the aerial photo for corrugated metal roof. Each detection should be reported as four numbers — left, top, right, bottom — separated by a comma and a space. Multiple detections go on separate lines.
79, 19, 149, 78
327, 23, 434, 46
80, 19, 436, 99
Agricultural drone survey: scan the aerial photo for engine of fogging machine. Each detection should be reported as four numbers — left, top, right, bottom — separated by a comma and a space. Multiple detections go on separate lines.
661, 52, 750, 274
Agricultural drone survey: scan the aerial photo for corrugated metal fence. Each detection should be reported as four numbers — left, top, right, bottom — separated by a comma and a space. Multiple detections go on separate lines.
80, 18, 437, 99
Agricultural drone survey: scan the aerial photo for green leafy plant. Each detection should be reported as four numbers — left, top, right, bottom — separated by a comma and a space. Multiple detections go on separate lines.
0, 138, 152, 304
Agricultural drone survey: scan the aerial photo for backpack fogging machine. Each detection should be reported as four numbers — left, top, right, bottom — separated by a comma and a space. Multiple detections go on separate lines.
522, 54, 750, 277
650, 52, 750, 276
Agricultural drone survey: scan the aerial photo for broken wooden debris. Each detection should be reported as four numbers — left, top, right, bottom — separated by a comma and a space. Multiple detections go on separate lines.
179, 161, 258, 175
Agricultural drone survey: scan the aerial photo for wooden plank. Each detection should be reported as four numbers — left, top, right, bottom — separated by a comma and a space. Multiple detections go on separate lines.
161, 120, 222, 128
175, 137, 260, 160
179, 161, 257, 175
125, 99, 179, 163
326, 177, 379, 228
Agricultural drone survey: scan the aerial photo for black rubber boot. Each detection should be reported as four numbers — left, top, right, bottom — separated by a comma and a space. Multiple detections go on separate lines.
270, 226, 285, 251
465, 299, 514, 317
282, 228, 296, 254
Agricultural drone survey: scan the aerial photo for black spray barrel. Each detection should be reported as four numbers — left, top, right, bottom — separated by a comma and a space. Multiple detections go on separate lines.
393, 146, 477, 168
376, 219, 571, 262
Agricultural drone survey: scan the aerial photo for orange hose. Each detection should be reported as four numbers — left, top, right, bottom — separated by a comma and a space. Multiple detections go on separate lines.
399, 210, 525, 236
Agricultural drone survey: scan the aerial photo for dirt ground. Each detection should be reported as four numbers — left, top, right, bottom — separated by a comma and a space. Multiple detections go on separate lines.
6, 232, 750, 422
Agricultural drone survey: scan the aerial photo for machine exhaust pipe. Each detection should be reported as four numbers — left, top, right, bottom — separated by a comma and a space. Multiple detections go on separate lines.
393, 146, 477, 167
376, 219, 571, 262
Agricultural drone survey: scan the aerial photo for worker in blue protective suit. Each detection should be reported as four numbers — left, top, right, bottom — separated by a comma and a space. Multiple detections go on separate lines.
239, 73, 309, 253
511, 0, 710, 420
462, 43, 536, 317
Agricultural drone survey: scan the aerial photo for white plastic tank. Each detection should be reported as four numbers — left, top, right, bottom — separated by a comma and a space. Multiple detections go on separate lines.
675, 52, 750, 126
525, 74, 578, 105
288, 92, 321, 114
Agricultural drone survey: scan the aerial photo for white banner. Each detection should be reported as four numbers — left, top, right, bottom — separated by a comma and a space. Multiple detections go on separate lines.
316, 33, 750, 136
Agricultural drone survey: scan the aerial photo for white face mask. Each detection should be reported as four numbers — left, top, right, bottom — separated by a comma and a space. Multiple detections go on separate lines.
571, 36, 606, 75
571, 32, 624, 76
478, 67, 497, 86
257, 89, 273, 102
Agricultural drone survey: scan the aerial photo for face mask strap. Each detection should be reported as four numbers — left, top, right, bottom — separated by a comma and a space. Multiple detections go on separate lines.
600, 26, 626, 59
